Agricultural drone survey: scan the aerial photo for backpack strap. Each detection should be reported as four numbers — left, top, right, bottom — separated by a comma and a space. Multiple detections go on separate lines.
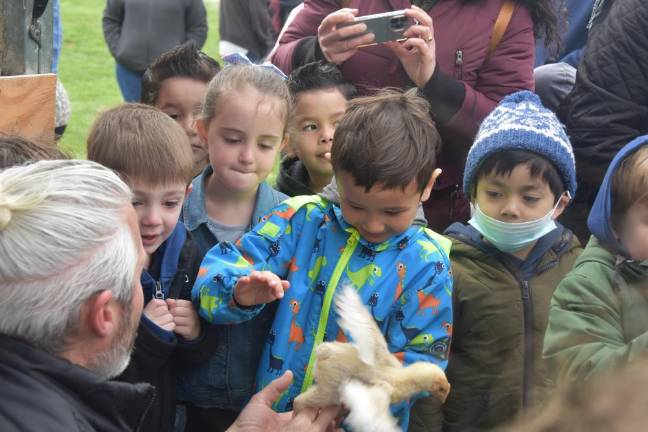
486, 0, 516, 58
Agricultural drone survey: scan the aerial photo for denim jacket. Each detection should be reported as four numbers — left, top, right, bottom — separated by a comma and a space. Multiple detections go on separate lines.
178, 165, 287, 410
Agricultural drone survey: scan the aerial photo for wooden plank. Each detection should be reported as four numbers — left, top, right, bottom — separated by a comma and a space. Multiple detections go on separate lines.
0, 73, 56, 145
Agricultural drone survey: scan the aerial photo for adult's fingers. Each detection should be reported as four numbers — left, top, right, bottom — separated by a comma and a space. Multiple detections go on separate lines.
384, 40, 410, 57
318, 8, 358, 35
403, 24, 434, 41
405, 5, 433, 27
314, 406, 341, 428
255, 370, 294, 406
320, 22, 367, 43
322, 32, 375, 55
398, 37, 431, 56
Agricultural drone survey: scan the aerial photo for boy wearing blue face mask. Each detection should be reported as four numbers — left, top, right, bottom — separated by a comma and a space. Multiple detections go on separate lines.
409, 91, 582, 431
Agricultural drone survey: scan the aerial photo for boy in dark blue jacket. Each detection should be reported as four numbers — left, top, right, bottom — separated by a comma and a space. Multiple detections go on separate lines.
87, 103, 217, 432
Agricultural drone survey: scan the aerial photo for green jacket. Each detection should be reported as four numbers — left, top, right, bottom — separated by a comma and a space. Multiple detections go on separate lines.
410, 224, 581, 432
543, 236, 648, 383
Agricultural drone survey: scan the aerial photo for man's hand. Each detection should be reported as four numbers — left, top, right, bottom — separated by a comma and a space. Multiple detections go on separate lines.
142, 299, 175, 332
167, 299, 200, 340
228, 370, 340, 432
233, 271, 289, 307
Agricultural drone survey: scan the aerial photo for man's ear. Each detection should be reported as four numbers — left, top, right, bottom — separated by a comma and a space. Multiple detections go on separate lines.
185, 183, 193, 200
552, 192, 571, 220
420, 168, 442, 203
196, 118, 208, 142
85, 290, 117, 338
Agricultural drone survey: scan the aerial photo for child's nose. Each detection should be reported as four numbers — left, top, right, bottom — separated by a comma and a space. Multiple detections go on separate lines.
239, 145, 255, 164
181, 115, 197, 136
363, 215, 385, 234
142, 208, 162, 226
319, 124, 334, 144
500, 199, 521, 219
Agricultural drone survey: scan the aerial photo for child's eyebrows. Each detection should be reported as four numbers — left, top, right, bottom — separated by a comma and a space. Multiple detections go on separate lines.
519, 184, 542, 191
482, 178, 506, 186
220, 126, 243, 133
261, 134, 283, 141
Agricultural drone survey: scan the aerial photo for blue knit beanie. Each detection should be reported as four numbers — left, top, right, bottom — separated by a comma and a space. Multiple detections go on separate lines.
463, 90, 576, 199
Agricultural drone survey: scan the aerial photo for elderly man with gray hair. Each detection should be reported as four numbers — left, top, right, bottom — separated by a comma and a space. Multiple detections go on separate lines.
0, 160, 149, 430
0, 160, 340, 431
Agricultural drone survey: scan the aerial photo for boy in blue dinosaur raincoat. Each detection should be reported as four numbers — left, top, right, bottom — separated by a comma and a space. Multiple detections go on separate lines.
193, 89, 453, 428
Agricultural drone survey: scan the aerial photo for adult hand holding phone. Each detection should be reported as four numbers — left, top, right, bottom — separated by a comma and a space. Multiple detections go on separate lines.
385, 5, 437, 88
318, 9, 375, 64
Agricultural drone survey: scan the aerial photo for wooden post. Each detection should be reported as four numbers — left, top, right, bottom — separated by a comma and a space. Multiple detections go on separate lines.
0, 0, 53, 76
0, 74, 56, 144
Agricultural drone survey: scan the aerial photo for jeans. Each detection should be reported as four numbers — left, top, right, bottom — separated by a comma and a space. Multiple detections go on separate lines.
115, 63, 143, 102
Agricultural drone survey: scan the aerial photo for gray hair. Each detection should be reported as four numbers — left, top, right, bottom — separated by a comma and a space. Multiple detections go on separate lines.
0, 160, 137, 354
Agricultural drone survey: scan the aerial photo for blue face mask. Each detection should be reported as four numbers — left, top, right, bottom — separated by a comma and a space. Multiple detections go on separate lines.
468, 200, 563, 254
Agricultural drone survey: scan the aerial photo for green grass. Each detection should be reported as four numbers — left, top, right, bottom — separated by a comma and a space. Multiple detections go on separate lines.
58, 0, 220, 157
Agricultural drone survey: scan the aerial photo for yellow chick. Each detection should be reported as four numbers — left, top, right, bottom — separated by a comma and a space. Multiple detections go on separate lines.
293, 286, 450, 430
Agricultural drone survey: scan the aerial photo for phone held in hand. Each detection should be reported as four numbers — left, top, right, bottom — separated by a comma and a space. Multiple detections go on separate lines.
338, 10, 415, 46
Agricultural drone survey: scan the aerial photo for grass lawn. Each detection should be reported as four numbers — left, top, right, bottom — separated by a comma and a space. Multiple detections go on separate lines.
58, 0, 220, 157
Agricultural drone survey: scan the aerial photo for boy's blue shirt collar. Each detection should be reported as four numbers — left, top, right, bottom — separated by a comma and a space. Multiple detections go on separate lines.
140, 222, 187, 301
183, 165, 287, 232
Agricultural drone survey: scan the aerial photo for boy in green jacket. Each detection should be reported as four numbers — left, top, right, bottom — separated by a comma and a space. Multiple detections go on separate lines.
411, 91, 581, 432
543, 135, 648, 383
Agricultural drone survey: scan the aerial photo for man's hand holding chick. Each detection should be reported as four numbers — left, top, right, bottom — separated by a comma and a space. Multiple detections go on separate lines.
234, 270, 290, 306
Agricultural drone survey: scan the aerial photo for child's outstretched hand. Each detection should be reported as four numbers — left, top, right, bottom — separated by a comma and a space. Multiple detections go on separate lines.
167, 299, 201, 340
233, 270, 289, 307
143, 298, 175, 332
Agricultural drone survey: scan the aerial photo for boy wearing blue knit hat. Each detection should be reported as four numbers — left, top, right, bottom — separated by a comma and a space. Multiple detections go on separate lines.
410, 91, 582, 432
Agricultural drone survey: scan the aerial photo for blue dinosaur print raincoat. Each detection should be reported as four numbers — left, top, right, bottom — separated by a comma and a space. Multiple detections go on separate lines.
193, 196, 453, 426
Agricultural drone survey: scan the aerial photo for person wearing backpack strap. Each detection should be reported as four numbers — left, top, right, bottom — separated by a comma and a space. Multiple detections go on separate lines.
270, 0, 561, 234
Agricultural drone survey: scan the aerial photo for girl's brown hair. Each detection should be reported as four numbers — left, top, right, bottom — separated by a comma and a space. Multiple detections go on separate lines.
0, 134, 66, 169
201, 64, 291, 132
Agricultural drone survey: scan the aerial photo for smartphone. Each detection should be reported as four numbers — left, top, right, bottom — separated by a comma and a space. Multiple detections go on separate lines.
338, 10, 414, 46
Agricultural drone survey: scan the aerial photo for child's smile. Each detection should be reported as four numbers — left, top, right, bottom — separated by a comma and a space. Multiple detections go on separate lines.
337, 170, 436, 244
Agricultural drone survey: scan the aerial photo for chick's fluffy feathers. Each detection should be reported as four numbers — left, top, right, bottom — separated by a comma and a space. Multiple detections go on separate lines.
293, 286, 450, 429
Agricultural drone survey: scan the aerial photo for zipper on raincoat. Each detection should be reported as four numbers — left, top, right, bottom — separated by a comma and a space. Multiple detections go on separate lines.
301, 230, 360, 392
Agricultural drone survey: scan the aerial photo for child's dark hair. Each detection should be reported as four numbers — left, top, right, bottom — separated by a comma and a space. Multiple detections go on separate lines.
287, 61, 356, 100
332, 88, 440, 193
140, 41, 221, 105
474, 150, 565, 201
0, 134, 66, 169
